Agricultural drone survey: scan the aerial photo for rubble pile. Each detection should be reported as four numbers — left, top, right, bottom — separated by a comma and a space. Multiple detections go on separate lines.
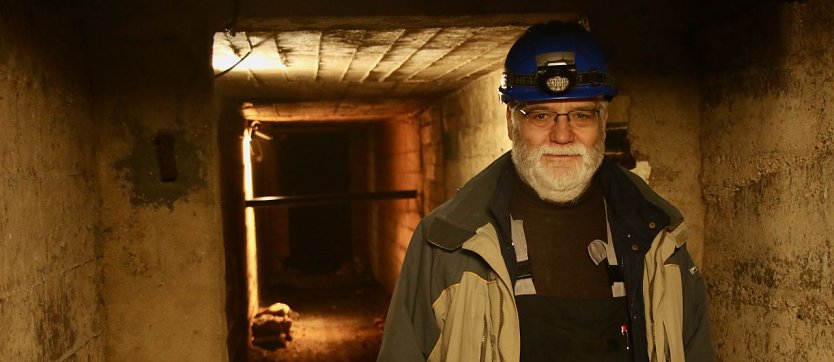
251, 302, 294, 350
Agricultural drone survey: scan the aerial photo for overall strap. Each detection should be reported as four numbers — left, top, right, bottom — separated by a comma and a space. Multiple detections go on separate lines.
588, 201, 626, 297
511, 216, 537, 295
511, 202, 625, 298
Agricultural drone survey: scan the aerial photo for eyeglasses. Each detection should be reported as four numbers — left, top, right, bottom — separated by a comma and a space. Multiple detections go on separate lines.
516, 107, 600, 129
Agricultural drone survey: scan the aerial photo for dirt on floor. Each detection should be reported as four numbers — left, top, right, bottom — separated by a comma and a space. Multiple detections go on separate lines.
251, 281, 391, 362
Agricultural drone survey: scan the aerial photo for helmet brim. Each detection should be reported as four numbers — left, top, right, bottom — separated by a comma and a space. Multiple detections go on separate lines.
500, 84, 617, 103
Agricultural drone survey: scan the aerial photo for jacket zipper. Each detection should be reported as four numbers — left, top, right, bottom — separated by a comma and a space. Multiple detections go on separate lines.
614, 214, 638, 354
622, 253, 636, 353
498, 280, 504, 361
647, 247, 657, 347
480, 316, 488, 362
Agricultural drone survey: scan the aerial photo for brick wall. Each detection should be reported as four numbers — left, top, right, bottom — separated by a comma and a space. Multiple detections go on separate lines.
371, 117, 422, 291
0, 2, 104, 360
418, 107, 446, 214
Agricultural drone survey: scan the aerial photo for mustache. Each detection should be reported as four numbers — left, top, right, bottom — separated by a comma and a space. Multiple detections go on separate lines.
534, 144, 588, 157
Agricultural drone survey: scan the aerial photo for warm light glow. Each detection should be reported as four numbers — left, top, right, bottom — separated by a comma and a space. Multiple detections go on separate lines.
243, 129, 254, 200
243, 128, 261, 323
213, 52, 243, 71
240, 54, 287, 71
212, 32, 287, 72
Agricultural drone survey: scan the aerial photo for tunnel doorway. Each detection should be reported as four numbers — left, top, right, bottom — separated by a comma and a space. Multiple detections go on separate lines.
251, 123, 377, 283
243, 121, 403, 361
277, 131, 352, 274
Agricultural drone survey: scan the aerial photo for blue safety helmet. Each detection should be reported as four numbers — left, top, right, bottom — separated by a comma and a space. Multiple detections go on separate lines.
499, 22, 617, 103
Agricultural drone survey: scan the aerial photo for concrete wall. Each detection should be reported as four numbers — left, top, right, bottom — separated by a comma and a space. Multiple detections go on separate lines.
88, 3, 228, 360
217, 100, 250, 361
437, 72, 513, 199
418, 107, 447, 214
0, 2, 104, 360
371, 118, 423, 291
699, 2, 834, 360
1, 2, 231, 360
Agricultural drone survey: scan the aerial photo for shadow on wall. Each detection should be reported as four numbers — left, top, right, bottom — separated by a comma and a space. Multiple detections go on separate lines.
696, 1, 792, 110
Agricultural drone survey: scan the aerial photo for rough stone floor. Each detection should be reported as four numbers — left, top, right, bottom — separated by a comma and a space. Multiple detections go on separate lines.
252, 281, 390, 362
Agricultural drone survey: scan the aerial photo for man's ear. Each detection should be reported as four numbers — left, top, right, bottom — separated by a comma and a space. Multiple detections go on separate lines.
506, 106, 514, 140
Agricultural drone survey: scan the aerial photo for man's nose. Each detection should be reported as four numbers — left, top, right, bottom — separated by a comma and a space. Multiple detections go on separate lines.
549, 116, 574, 144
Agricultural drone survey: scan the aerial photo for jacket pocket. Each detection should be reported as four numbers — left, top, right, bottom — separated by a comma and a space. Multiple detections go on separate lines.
430, 271, 494, 362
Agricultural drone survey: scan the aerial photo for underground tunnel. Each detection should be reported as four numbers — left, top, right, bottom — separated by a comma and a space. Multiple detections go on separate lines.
3, 0, 834, 361
214, 20, 545, 360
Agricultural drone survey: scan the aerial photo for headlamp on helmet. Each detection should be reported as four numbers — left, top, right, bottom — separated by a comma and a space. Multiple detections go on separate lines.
536, 52, 577, 94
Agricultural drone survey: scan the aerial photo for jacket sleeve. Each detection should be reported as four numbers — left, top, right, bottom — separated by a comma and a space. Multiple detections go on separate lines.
677, 245, 717, 361
377, 222, 440, 362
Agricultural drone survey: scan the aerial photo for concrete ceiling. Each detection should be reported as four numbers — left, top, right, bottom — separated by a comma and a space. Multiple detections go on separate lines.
214, 14, 582, 122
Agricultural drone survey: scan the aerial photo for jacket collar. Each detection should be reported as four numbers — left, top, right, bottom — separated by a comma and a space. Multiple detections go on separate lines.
427, 153, 513, 250
426, 152, 683, 251
597, 158, 682, 229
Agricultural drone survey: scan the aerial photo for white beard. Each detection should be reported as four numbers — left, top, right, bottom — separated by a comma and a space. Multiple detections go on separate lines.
511, 128, 605, 204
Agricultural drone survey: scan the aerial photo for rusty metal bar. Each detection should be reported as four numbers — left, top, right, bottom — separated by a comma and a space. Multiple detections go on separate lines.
245, 190, 418, 208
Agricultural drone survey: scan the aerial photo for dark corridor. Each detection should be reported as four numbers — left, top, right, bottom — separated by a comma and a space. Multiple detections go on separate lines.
253, 126, 357, 279
280, 131, 352, 274
249, 123, 390, 361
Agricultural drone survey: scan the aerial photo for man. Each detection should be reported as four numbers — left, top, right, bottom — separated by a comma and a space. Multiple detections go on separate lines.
378, 22, 714, 361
